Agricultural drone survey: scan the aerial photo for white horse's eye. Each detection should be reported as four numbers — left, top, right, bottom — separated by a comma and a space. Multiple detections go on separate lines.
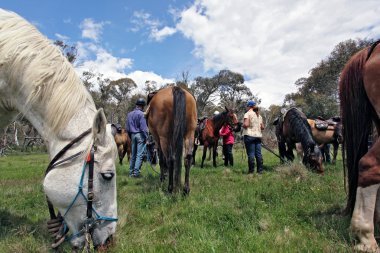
101, 172, 114, 180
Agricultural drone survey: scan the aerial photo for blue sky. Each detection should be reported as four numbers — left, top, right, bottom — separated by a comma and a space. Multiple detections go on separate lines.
1, 0, 379, 108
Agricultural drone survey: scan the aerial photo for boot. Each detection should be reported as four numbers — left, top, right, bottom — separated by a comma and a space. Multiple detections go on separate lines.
230, 155, 234, 166
248, 157, 255, 174
257, 157, 263, 174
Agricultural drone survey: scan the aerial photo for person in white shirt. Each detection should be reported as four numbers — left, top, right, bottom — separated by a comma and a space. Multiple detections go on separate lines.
242, 100, 265, 174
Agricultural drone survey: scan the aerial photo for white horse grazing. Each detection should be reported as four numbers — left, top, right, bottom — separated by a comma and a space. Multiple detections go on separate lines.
0, 9, 118, 250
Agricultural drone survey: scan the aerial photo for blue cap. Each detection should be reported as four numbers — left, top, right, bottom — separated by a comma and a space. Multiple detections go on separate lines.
246, 100, 256, 107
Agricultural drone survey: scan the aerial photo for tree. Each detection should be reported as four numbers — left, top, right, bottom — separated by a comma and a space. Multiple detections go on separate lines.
284, 38, 374, 118
190, 76, 220, 116
108, 78, 137, 123
54, 40, 78, 64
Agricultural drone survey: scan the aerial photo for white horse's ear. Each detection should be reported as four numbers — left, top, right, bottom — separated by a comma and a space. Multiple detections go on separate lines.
93, 108, 107, 144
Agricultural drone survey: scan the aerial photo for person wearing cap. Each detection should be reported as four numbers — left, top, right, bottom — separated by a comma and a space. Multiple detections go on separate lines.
126, 98, 149, 177
242, 100, 265, 174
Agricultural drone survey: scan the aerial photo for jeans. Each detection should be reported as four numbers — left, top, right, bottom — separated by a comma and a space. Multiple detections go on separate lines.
129, 133, 146, 176
244, 135, 262, 161
223, 144, 233, 166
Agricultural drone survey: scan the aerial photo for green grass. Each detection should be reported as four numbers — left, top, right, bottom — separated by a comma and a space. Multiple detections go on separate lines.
0, 148, 355, 252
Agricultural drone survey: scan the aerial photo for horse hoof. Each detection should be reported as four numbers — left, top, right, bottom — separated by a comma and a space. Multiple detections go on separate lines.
354, 243, 378, 253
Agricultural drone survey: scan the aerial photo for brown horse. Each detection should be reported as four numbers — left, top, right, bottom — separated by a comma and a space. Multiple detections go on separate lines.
111, 124, 131, 165
146, 86, 197, 194
339, 41, 380, 252
192, 107, 238, 168
274, 108, 324, 173
307, 117, 343, 164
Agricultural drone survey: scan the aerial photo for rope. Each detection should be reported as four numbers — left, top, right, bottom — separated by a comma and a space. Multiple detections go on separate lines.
143, 143, 160, 175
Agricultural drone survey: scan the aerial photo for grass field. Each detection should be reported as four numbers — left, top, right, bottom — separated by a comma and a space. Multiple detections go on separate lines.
0, 147, 355, 252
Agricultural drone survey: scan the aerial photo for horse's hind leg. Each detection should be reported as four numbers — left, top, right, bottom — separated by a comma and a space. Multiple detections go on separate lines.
183, 136, 194, 195
158, 149, 167, 182
167, 158, 174, 193
118, 145, 124, 165
351, 140, 380, 251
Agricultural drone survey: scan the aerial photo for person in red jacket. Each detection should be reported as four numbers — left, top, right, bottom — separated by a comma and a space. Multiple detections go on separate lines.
219, 123, 235, 166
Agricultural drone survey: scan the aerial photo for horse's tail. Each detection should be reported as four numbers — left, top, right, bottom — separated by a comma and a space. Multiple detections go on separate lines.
171, 86, 186, 187
339, 47, 373, 214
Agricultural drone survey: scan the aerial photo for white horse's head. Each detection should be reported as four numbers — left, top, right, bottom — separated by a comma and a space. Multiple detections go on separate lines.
43, 109, 118, 249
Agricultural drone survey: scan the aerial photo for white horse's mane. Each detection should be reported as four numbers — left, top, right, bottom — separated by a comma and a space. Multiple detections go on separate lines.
0, 9, 95, 133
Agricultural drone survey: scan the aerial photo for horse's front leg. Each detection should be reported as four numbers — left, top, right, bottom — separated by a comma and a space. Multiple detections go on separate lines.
351, 184, 379, 252
192, 144, 198, 165
183, 136, 194, 195
332, 142, 339, 164
201, 144, 207, 168
352, 141, 380, 252
286, 142, 295, 161
212, 142, 217, 167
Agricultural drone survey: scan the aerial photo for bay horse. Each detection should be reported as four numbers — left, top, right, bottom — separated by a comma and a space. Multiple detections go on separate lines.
111, 124, 131, 165
307, 117, 343, 164
146, 86, 197, 194
192, 107, 238, 168
339, 40, 380, 252
0, 9, 118, 250
274, 108, 324, 173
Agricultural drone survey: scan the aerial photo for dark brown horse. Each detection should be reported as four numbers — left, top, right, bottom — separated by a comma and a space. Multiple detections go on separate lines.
192, 107, 238, 168
307, 117, 343, 164
274, 108, 324, 173
146, 86, 197, 194
339, 41, 380, 252
111, 124, 131, 165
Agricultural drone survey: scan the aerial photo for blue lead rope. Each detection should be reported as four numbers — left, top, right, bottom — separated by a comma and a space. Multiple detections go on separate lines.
63, 154, 118, 241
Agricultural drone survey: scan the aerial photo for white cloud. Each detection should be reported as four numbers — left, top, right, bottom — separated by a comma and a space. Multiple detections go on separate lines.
55, 33, 70, 41
176, 0, 380, 107
75, 42, 133, 80
131, 10, 177, 41
79, 18, 109, 42
150, 26, 177, 41
126, 70, 175, 93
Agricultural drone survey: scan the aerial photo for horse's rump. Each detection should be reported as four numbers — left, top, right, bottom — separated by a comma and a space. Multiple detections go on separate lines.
148, 86, 197, 193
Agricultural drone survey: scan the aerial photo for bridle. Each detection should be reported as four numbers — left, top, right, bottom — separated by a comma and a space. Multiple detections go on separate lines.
44, 128, 118, 250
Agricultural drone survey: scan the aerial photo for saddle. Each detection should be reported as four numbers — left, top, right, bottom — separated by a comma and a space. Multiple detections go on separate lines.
314, 119, 329, 130
195, 117, 207, 145
314, 116, 340, 130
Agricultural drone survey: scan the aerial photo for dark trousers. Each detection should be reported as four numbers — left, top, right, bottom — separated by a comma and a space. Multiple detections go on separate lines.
223, 144, 234, 166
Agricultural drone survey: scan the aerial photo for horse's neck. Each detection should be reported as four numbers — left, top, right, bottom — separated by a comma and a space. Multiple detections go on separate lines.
299, 126, 316, 152
211, 118, 225, 132
23, 102, 96, 157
